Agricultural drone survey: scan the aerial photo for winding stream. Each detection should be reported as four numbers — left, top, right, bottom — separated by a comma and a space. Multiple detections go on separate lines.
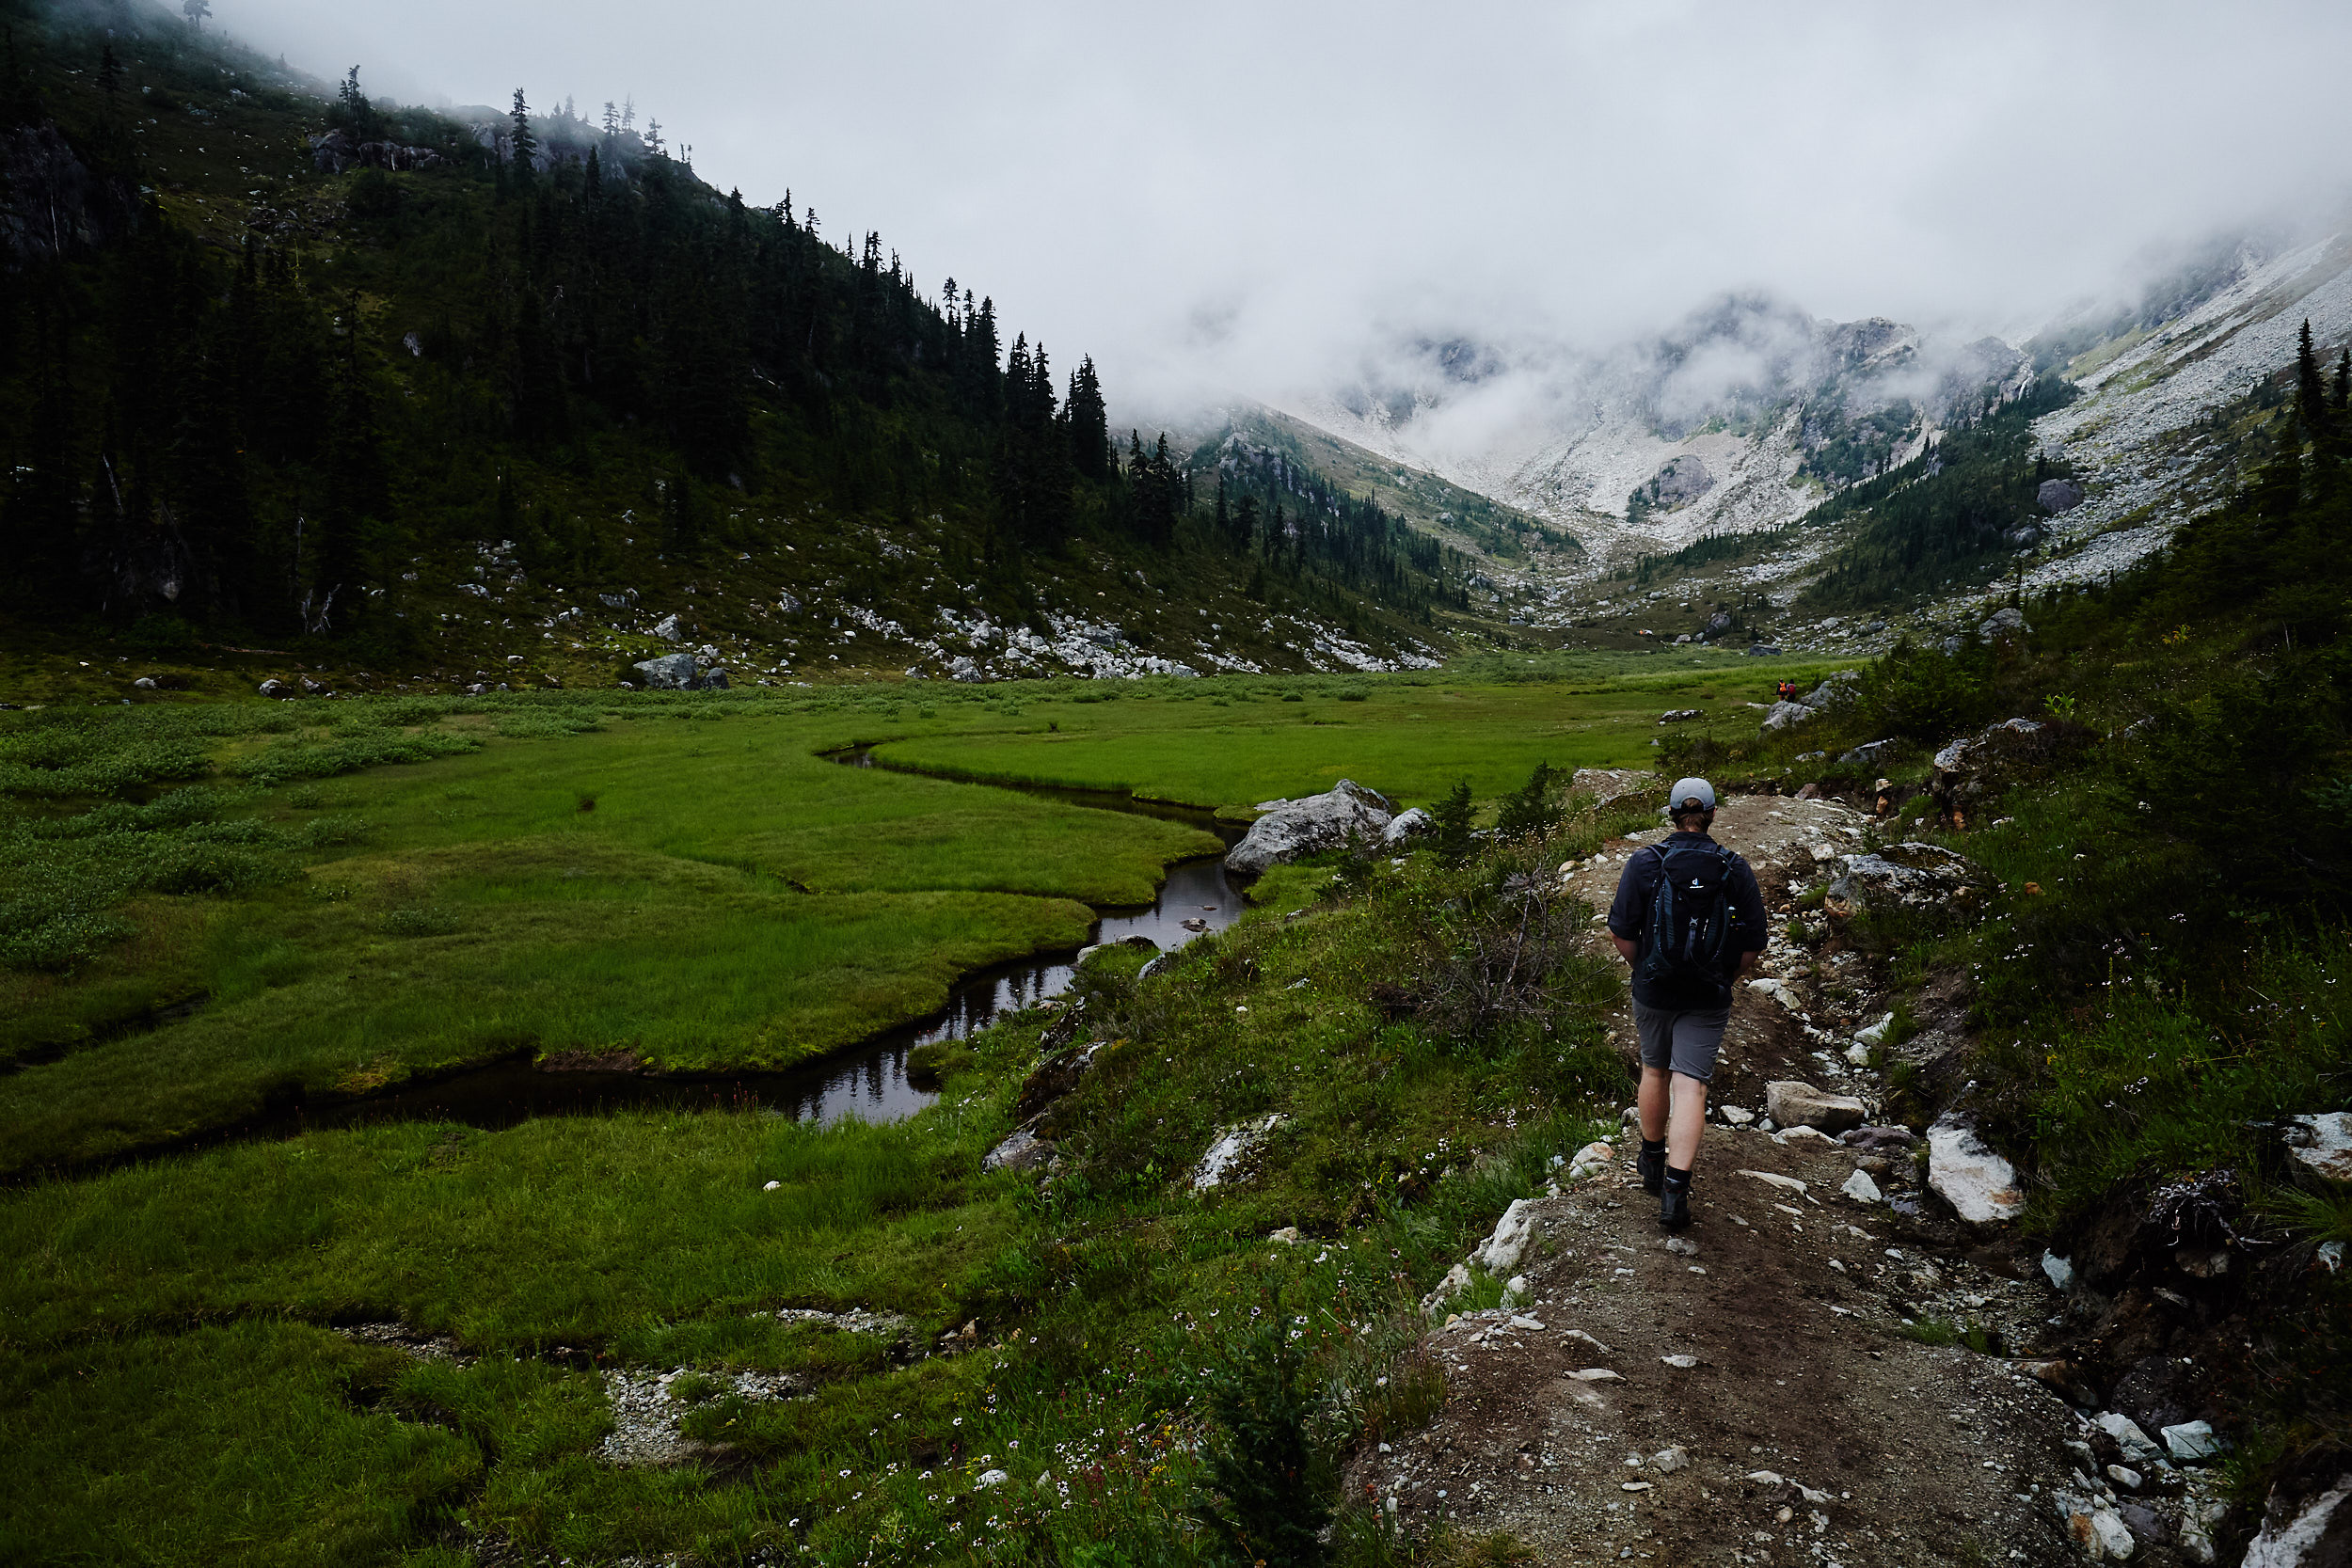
284, 748, 1246, 1136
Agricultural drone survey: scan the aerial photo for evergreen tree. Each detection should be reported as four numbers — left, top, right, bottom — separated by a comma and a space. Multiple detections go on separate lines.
509, 88, 536, 174
1066, 355, 1108, 481
1185, 1301, 1331, 1568
2296, 320, 2330, 441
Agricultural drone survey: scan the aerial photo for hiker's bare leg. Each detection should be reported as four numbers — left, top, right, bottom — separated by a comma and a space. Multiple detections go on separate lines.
1638, 1064, 1671, 1144
1667, 1071, 1709, 1169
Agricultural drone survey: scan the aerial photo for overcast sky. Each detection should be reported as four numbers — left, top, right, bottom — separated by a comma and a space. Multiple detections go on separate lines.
214, 0, 2352, 419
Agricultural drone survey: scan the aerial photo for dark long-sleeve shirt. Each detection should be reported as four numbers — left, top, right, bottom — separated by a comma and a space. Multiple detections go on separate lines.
1605, 830, 1768, 1009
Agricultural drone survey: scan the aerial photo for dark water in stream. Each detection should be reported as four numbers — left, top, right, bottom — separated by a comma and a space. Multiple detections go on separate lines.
280, 751, 1248, 1137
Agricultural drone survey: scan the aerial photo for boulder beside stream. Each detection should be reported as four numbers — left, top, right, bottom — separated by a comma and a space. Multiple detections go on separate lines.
1224, 780, 1393, 876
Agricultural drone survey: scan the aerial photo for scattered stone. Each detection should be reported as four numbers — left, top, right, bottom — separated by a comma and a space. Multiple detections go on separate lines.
1475, 1198, 1544, 1275
981, 1128, 1055, 1174
1651, 1446, 1691, 1473
1659, 708, 1703, 724
1720, 1106, 1756, 1127
1738, 1170, 1808, 1195
2108, 1464, 2144, 1491
258, 677, 295, 699
762, 1180, 781, 1192
1839, 738, 1897, 767
1380, 807, 1434, 847
651, 613, 682, 641
1563, 1328, 1613, 1354
1928, 1112, 2026, 1224
1746, 1470, 1785, 1486
2038, 479, 2087, 514
1508, 1314, 1545, 1331
1825, 842, 1984, 916
132, 675, 156, 689
631, 652, 700, 689
1841, 1168, 1883, 1203
2044, 1252, 2077, 1291
1664, 1237, 1699, 1257
1194, 1114, 1283, 1189
1566, 1368, 1623, 1383
1855, 1013, 1896, 1045
1761, 700, 1816, 733
1782, 1126, 1836, 1147
2096, 1412, 2165, 1466
2089, 1509, 2136, 1559
2282, 1113, 2352, 1182
2162, 1421, 2225, 1463
1979, 606, 2031, 641
1268, 1227, 1303, 1244
1659, 1354, 1699, 1370
1767, 1081, 1867, 1133
976, 1468, 1009, 1488
1224, 780, 1392, 876
1621, 1481, 1654, 1493
1839, 1124, 1918, 1151
1844, 1041, 1872, 1067
1571, 768, 1658, 806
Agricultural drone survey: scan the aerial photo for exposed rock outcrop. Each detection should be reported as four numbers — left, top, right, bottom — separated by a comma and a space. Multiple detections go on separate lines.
1825, 842, 1983, 916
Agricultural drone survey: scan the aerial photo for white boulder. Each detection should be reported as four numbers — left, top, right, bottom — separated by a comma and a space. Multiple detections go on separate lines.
2243, 1475, 2350, 1568
1224, 780, 1392, 876
1475, 1198, 1543, 1275
1927, 1113, 2026, 1224
1193, 1114, 1283, 1189
2283, 1113, 2352, 1183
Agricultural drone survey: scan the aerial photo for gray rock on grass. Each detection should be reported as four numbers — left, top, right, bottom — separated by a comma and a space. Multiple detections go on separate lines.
1571, 768, 1657, 805
632, 652, 699, 689
981, 1128, 1054, 1174
1224, 781, 1392, 876
1826, 842, 1982, 915
1381, 807, 1434, 847
1194, 1114, 1283, 1189
2283, 1112, 2352, 1183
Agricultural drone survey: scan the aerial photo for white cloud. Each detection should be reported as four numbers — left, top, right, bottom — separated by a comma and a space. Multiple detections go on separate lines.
209, 0, 2352, 424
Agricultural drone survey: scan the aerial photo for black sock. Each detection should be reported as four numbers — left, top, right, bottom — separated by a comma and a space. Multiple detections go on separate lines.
1662, 1164, 1692, 1193
1641, 1138, 1666, 1157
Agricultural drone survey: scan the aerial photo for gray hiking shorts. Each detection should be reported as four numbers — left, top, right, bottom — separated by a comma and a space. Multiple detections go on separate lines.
1631, 999, 1732, 1085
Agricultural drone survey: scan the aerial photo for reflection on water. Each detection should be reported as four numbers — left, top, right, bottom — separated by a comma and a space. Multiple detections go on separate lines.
289, 754, 1252, 1135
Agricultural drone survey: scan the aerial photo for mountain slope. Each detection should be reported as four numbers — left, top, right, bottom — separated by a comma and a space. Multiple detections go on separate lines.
0, 0, 1454, 697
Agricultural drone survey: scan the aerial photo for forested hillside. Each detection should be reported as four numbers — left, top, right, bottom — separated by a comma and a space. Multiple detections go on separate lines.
0, 0, 1462, 695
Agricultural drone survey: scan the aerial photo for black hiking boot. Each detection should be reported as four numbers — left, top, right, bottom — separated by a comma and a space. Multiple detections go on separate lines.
1638, 1139, 1667, 1195
1661, 1167, 1692, 1231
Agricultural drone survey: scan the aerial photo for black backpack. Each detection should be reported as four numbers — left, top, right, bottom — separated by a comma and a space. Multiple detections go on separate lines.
1635, 838, 1739, 991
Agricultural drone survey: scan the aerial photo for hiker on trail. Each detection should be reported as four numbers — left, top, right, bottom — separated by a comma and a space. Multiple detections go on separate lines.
1774, 678, 1800, 704
1605, 777, 1768, 1231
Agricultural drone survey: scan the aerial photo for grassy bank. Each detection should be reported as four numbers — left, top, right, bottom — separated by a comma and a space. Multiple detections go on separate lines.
0, 689, 1224, 1174
2, 788, 1651, 1565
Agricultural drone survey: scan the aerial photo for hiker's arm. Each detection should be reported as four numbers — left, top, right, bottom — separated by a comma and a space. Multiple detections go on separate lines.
1733, 858, 1770, 972
1604, 851, 1649, 963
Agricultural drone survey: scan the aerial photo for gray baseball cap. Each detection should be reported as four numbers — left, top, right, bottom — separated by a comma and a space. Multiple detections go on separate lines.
1668, 777, 1717, 812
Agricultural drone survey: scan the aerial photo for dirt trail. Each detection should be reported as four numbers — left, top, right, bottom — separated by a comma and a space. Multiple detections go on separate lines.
1353, 798, 2206, 1566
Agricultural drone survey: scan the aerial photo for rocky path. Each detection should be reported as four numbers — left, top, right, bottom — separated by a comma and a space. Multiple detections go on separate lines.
1352, 798, 2233, 1565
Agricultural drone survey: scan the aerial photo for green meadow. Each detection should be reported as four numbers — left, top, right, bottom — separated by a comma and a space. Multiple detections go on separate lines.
1, 652, 1837, 1565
